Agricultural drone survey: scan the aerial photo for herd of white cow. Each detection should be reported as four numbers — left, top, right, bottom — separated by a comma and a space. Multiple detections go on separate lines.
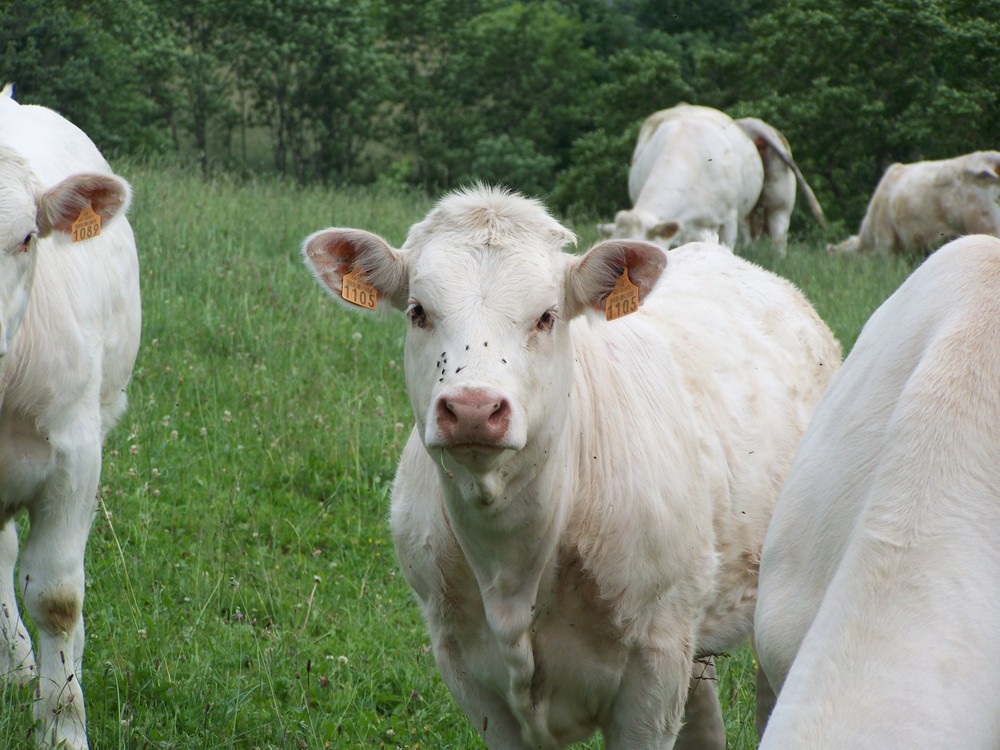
0, 84, 997, 750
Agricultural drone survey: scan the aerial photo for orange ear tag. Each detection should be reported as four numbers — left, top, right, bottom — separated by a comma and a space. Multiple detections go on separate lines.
71, 205, 102, 243
341, 268, 378, 310
604, 267, 639, 321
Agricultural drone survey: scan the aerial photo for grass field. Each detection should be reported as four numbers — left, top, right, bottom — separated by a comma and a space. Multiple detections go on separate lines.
0, 160, 918, 749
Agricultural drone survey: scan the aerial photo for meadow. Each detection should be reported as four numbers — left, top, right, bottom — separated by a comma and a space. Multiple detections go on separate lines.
0, 160, 917, 749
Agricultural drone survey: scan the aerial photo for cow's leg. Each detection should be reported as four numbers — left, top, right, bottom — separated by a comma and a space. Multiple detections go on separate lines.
754, 656, 777, 740
674, 657, 726, 750
21, 439, 98, 750
603, 638, 693, 749
728, 215, 745, 249
766, 209, 791, 258
0, 519, 36, 686
432, 639, 535, 750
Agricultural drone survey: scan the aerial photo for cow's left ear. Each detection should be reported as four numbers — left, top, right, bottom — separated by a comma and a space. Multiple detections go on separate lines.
302, 228, 408, 312
37, 173, 132, 237
566, 239, 667, 318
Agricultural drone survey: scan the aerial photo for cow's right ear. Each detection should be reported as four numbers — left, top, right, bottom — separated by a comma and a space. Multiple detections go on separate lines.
302, 228, 408, 312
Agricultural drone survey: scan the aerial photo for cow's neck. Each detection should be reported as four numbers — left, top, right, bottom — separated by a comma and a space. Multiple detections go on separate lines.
438, 432, 568, 596
437, 428, 570, 746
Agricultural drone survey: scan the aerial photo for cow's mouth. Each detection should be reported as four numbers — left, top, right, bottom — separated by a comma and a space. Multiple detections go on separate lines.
435, 441, 516, 472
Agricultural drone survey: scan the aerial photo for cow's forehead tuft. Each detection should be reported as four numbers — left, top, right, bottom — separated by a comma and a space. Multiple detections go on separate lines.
403, 184, 576, 254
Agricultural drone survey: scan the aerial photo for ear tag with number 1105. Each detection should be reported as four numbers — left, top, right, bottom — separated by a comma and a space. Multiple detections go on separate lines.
341, 268, 378, 310
605, 267, 639, 321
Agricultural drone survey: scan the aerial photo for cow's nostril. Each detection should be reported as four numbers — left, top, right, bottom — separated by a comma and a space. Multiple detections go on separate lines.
487, 399, 509, 428
437, 397, 459, 429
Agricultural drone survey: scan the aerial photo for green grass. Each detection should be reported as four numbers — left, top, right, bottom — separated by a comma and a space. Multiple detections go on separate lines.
0, 162, 920, 748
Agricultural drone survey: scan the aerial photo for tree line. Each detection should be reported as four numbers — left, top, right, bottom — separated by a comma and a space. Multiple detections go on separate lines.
4, 0, 999, 226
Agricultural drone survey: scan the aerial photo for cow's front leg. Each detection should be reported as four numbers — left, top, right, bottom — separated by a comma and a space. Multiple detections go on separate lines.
21, 445, 98, 750
431, 633, 539, 750
0, 520, 37, 686
674, 657, 726, 750
603, 637, 695, 750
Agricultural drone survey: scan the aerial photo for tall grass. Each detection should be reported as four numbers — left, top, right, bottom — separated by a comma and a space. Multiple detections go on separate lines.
0, 161, 919, 749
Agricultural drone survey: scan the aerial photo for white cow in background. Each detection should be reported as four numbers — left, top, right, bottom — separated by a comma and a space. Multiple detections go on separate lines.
735, 117, 826, 255
0, 86, 141, 748
828, 151, 1000, 256
303, 185, 840, 749
755, 234, 1000, 748
598, 104, 764, 252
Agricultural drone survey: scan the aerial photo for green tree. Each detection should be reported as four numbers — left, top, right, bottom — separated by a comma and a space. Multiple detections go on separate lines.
226, 0, 390, 182
387, 0, 602, 196
719, 0, 1000, 224
0, 0, 171, 155
551, 46, 694, 216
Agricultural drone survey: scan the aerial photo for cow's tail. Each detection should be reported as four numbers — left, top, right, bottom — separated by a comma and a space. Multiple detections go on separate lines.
754, 131, 826, 227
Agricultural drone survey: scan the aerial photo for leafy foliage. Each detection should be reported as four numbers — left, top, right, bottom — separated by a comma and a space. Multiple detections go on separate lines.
7, 0, 997, 223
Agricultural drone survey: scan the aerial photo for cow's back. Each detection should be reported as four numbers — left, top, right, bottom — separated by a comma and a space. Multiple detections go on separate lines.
630, 112, 763, 225
542, 241, 838, 652
757, 235, 1000, 747
856, 152, 1000, 255
632, 242, 839, 652
0, 95, 113, 182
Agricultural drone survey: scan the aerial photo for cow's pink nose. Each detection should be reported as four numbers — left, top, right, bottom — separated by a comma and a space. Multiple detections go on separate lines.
434, 389, 511, 446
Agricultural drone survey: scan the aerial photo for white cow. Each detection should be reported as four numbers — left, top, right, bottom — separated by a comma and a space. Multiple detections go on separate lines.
303, 185, 840, 749
828, 151, 1000, 256
0, 87, 141, 748
755, 234, 1000, 748
598, 104, 764, 252
735, 117, 826, 255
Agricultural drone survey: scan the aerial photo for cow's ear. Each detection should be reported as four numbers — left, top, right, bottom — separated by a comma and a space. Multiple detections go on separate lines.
566, 239, 667, 318
963, 153, 1000, 183
37, 173, 131, 237
650, 221, 680, 240
302, 228, 408, 312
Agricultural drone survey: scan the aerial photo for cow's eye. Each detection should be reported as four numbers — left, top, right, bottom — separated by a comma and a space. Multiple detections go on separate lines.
536, 309, 557, 333
408, 302, 428, 329
16, 233, 35, 254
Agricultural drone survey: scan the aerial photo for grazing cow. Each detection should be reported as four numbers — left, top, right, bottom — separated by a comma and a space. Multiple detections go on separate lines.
303, 185, 840, 749
735, 117, 826, 255
0, 86, 141, 748
755, 234, 1000, 748
828, 151, 1000, 256
598, 104, 764, 252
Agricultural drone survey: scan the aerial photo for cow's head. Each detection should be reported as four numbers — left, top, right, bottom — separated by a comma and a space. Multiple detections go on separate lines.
0, 146, 131, 359
598, 208, 694, 250
304, 186, 666, 480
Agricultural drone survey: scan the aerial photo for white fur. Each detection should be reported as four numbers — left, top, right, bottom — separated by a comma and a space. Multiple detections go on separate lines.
598, 104, 764, 251
828, 151, 1000, 256
734, 117, 825, 256
0, 91, 141, 749
756, 235, 1000, 747
304, 186, 840, 749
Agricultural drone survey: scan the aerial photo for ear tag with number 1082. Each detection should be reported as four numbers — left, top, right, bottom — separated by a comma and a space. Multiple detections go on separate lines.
605, 267, 639, 321
341, 268, 378, 310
